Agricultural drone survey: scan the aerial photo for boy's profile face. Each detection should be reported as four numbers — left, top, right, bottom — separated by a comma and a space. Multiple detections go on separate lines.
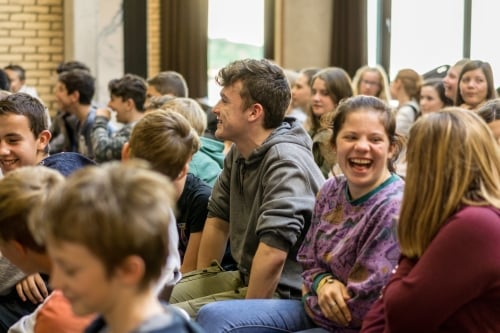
47, 240, 120, 316
0, 114, 49, 174
4, 69, 23, 93
107, 94, 129, 123
55, 81, 75, 111
212, 81, 251, 142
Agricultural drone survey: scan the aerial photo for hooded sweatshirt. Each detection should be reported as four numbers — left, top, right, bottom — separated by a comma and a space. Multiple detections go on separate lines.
208, 118, 325, 292
189, 136, 224, 186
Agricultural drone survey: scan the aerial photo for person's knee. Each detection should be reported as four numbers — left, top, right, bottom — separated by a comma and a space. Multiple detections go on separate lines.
196, 302, 231, 330
196, 301, 220, 323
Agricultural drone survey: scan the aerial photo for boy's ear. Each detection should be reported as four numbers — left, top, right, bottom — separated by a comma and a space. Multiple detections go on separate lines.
115, 255, 145, 287
393, 78, 402, 90
175, 162, 189, 181
248, 103, 264, 123
121, 142, 130, 160
125, 97, 135, 110
70, 90, 80, 103
2, 240, 28, 258
37, 130, 52, 151
13, 240, 28, 256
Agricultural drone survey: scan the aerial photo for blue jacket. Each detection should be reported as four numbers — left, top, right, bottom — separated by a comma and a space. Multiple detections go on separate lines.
39, 152, 96, 176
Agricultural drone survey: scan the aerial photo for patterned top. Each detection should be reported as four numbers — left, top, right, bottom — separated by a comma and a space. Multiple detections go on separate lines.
91, 116, 134, 163
299, 174, 404, 332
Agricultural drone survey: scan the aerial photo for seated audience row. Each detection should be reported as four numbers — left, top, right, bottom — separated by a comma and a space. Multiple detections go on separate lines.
0, 57, 499, 333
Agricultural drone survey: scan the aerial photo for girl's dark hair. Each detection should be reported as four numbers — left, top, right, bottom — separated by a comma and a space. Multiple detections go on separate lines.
0, 69, 10, 91
422, 78, 453, 107
330, 95, 403, 172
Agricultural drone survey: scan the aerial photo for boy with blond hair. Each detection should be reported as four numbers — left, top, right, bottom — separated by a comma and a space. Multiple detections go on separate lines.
123, 111, 227, 274
0, 166, 95, 332
160, 97, 224, 186
33, 162, 203, 333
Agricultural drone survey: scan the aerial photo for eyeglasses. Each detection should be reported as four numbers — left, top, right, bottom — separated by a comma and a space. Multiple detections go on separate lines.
361, 79, 381, 87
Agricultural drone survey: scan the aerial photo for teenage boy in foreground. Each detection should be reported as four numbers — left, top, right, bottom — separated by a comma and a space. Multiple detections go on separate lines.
0, 166, 95, 332
35, 162, 204, 333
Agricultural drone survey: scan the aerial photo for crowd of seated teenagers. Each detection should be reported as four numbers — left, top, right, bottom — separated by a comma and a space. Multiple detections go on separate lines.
0, 91, 213, 332
0, 63, 214, 331
0, 57, 498, 332
0, 58, 321, 331
2, 58, 498, 174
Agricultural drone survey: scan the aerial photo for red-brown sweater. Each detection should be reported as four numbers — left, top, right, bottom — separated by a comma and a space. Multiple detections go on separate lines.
362, 206, 500, 333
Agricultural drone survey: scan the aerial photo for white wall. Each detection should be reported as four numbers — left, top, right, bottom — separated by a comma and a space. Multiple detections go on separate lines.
64, 0, 124, 106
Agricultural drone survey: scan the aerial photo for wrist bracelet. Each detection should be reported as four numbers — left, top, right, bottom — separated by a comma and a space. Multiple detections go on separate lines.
317, 276, 335, 292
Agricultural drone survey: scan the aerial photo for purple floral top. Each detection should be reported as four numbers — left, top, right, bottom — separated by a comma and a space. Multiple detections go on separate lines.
298, 174, 404, 332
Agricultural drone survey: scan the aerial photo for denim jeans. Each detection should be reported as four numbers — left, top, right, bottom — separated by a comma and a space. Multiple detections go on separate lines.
196, 299, 329, 333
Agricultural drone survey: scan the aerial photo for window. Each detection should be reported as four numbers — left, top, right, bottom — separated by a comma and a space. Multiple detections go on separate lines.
470, 0, 500, 85
367, 0, 378, 67
207, 0, 265, 104
370, 0, 499, 87
389, 0, 464, 79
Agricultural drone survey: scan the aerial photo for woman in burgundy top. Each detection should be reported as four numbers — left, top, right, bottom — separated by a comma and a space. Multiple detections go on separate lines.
362, 107, 500, 333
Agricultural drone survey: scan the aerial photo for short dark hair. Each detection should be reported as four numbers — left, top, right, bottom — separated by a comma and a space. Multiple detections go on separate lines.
216, 58, 291, 129
58, 69, 95, 105
0, 69, 10, 91
0, 93, 49, 138
4, 64, 26, 81
56, 60, 91, 74
108, 74, 147, 112
147, 71, 189, 97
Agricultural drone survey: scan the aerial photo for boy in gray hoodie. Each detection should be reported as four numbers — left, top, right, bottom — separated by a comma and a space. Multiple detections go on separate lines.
170, 59, 325, 317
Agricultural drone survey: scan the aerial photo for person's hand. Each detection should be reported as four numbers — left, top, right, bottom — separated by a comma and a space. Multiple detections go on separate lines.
16, 273, 49, 304
96, 107, 112, 119
317, 278, 352, 327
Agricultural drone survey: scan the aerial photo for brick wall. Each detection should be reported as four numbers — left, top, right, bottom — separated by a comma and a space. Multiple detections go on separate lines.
0, 0, 63, 116
147, 0, 160, 79
0, 0, 162, 113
